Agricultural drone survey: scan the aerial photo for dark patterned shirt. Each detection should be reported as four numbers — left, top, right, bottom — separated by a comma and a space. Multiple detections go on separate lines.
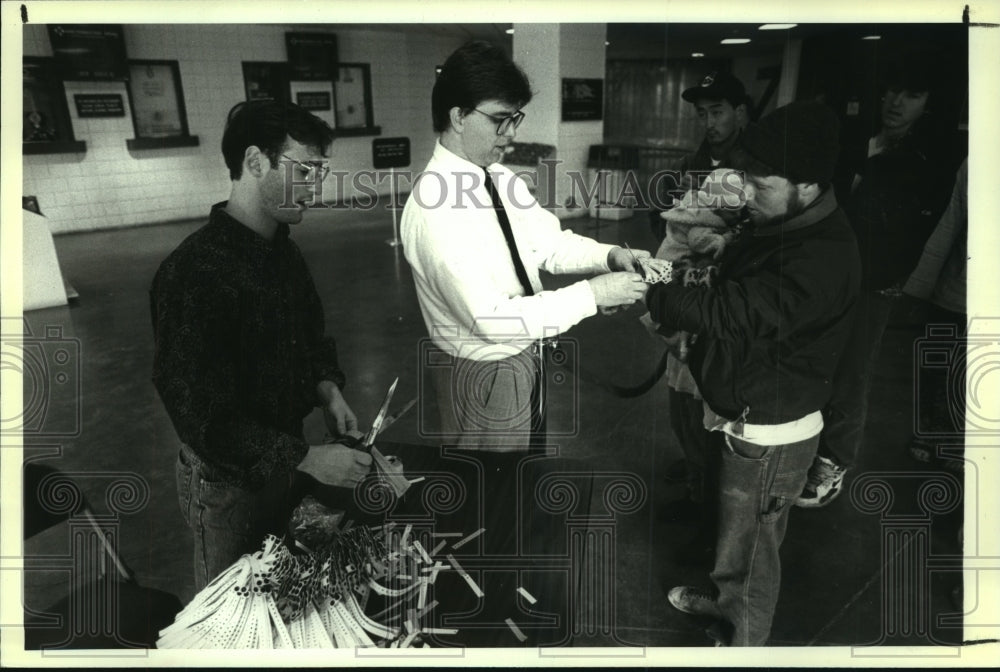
151, 202, 345, 489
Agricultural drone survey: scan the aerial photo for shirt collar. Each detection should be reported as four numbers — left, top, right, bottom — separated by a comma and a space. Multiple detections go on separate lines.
751, 187, 838, 237
209, 201, 291, 250
432, 140, 500, 177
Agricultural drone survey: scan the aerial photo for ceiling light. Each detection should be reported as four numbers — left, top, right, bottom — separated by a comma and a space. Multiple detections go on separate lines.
505, 28, 514, 35
862, 35, 881, 40
691, 52, 705, 58
720, 38, 751, 45
605, 41, 610, 46
759, 24, 797, 30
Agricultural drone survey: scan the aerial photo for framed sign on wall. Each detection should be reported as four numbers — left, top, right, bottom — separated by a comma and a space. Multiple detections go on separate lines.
126, 59, 199, 149
242, 61, 290, 104
562, 78, 604, 122
47, 24, 128, 81
23, 56, 86, 155
286, 32, 338, 81
334, 63, 374, 130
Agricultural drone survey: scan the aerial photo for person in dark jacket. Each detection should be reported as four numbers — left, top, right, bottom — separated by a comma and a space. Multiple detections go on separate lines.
795, 54, 963, 508
647, 101, 861, 646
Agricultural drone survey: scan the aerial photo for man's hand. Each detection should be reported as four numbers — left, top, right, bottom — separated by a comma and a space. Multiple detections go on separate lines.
317, 381, 358, 438
298, 443, 373, 488
587, 272, 647, 307
608, 246, 652, 273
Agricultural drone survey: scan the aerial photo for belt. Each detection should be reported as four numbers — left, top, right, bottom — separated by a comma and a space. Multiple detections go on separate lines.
531, 336, 560, 357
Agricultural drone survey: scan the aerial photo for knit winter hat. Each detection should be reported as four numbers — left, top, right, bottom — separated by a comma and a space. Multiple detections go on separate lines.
738, 100, 840, 185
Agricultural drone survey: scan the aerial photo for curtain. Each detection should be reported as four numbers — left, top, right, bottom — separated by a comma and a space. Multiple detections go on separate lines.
604, 59, 726, 150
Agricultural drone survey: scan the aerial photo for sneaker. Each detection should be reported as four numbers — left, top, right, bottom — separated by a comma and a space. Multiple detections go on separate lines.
908, 439, 964, 474
908, 439, 935, 463
794, 456, 847, 508
667, 586, 723, 619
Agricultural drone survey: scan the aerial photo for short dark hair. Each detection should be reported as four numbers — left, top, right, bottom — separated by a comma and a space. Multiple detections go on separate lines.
883, 50, 944, 99
432, 41, 532, 133
221, 100, 335, 180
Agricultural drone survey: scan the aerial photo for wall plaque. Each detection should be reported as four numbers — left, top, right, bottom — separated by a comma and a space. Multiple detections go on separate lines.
296, 91, 332, 111
286, 32, 338, 81
372, 137, 410, 169
48, 24, 128, 81
562, 78, 604, 122
74, 93, 126, 118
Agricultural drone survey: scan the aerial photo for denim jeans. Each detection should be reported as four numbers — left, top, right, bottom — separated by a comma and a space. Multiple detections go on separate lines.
710, 431, 818, 646
818, 291, 893, 468
175, 446, 297, 591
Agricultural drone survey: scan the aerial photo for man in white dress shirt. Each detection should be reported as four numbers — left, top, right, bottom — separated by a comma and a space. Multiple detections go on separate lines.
402, 41, 655, 451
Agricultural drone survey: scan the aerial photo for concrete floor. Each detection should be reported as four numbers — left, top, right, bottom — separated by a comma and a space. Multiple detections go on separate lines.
20, 204, 966, 649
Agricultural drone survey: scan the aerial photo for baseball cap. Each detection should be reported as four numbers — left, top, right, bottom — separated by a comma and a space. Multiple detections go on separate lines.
682, 71, 747, 107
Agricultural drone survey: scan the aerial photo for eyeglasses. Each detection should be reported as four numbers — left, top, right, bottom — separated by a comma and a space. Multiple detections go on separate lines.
471, 108, 526, 136
280, 154, 330, 181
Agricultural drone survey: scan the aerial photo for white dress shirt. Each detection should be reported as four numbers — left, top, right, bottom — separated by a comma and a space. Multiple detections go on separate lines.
402, 141, 615, 361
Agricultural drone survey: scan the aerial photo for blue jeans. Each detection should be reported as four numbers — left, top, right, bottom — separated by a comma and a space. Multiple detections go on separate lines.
710, 432, 818, 646
175, 446, 296, 591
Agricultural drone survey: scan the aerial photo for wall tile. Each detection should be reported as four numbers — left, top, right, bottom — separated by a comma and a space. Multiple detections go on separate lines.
22, 24, 465, 233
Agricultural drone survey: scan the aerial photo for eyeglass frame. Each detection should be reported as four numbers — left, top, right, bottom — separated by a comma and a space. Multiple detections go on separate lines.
280, 153, 330, 181
471, 108, 526, 136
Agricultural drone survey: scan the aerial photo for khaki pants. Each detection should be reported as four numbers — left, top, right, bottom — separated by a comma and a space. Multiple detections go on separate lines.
428, 346, 545, 451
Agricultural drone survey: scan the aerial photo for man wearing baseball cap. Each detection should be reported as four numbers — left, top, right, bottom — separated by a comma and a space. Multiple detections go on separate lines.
652, 70, 749, 239
646, 100, 861, 646
679, 70, 750, 177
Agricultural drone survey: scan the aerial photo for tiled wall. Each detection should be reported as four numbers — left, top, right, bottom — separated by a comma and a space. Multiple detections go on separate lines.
22, 24, 465, 234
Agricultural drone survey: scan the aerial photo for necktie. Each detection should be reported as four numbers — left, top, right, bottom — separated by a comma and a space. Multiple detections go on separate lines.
483, 168, 547, 449
483, 168, 534, 297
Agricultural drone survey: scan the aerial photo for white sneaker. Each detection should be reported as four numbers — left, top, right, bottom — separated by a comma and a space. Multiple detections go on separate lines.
667, 585, 722, 619
794, 456, 847, 508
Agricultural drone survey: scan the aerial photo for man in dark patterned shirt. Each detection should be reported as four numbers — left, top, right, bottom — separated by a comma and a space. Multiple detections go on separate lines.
151, 101, 371, 590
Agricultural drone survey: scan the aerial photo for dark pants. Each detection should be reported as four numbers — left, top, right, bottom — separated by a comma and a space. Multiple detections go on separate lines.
916, 305, 967, 437
818, 291, 893, 469
711, 432, 818, 646
668, 388, 717, 506
175, 445, 297, 591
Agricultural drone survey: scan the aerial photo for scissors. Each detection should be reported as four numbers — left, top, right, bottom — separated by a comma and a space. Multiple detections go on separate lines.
624, 242, 646, 280
362, 378, 419, 449
326, 378, 417, 449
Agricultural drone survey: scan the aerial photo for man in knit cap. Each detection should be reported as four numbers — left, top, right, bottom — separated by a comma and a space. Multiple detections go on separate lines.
646, 100, 861, 646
